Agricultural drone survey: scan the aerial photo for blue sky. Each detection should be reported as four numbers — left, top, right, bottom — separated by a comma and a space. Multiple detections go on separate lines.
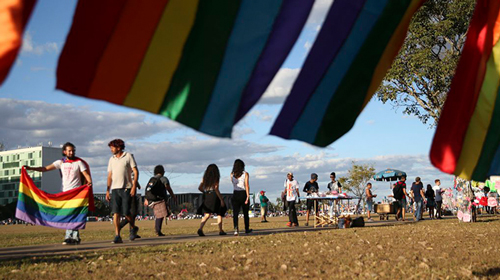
0, 0, 454, 202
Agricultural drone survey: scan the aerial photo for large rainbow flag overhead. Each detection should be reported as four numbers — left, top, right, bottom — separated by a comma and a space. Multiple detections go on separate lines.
0, 0, 36, 85
270, 0, 425, 147
56, 0, 314, 138
430, 0, 500, 181
15, 167, 95, 230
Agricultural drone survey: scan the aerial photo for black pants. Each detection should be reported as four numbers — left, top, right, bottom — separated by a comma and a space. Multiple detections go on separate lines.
119, 195, 138, 229
155, 218, 163, 233
436, 200, 442, 218
232, 191, 249, 230
288, 200, 298, 225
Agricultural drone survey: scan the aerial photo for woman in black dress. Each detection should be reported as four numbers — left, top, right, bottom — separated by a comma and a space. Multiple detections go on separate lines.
197, 164, 226, 236
425, 184, 436, 219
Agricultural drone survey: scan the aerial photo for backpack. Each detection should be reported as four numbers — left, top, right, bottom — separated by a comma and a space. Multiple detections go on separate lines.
351, 217, 365, 227
393, 182, 404, 200
145, 176, 165, 202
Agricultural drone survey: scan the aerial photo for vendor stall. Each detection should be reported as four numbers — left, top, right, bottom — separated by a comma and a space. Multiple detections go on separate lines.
306, 194, 360, 228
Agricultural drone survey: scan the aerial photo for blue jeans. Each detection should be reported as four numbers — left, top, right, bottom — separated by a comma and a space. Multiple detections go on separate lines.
414, 199, 423, 220
65, 229, 80, 241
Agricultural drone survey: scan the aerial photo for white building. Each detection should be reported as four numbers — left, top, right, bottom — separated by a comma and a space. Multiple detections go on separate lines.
0, 146, 62, 205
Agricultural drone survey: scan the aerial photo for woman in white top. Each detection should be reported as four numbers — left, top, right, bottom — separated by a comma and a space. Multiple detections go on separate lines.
231, 159, 252, 236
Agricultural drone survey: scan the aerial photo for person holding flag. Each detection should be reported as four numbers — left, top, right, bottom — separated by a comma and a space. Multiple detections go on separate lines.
25, 142, 92, 245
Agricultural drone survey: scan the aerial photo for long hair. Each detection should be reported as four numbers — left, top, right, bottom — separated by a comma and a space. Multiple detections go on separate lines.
232, 159, 245, 178
203, 164, 220, 190
426, 184, 434, 197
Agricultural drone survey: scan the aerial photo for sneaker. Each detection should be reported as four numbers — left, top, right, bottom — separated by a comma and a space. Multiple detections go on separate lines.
62, 239, 73, 245
129, 226, 139, 240
234, 230, 239, 236
112, 235, 123, 244
156, 232, 165, 237
197, 229, 205, 237
74, 239, 81, 245
292, 223, 298, 227
286, 222, 292, 227
219, 231, 227, 236
304, 222, 309, 226
367, 218, 374, 222
245, 229, 253, 234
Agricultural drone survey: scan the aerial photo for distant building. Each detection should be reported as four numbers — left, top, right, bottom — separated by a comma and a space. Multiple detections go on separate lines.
0, 146, 62, 205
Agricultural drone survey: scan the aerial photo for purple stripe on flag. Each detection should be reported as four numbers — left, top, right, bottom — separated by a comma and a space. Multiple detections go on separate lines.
233, 0, 315, 123
270, 0, 366, 139
15, 209, 86, 230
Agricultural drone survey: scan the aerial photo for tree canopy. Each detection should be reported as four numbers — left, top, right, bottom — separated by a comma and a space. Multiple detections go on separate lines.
377, 0, 476, 126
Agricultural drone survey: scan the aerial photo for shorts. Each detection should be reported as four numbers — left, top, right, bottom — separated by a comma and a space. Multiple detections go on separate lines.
394, 200, 403, 210
261, 206, 268, 217
400, 198, 407, 209
306, 199, 319, 212
111, 189, 131, 216
366, 200, 373, 211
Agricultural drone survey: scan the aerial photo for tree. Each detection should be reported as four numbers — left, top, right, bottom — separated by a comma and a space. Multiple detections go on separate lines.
377, 0, 475, 126
341, 161, 376, 210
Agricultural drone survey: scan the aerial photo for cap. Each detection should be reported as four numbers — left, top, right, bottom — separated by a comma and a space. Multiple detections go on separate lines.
260, 190, 265, 195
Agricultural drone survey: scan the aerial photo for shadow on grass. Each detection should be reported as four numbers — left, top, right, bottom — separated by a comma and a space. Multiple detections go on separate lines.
473, 267, 500, 277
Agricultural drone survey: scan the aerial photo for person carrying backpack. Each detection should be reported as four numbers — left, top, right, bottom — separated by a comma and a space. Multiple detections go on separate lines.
393, 175, 409, 221
144, 165, 176, 236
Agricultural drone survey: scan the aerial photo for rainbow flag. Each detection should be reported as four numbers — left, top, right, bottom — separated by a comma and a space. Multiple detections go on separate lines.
270, 0, 424, 147
15, 167, 95, 230
430, 0, 500, 181
56, 0, 314, 137
0, 0, 36, 85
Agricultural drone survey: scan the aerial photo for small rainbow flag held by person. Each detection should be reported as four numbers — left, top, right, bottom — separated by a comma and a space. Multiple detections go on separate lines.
15, 167, 95, 230
430, 0, 500, 181
270, 0, 425, 147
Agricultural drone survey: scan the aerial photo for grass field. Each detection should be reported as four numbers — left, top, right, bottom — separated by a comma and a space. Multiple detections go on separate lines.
1, 215, 500, 279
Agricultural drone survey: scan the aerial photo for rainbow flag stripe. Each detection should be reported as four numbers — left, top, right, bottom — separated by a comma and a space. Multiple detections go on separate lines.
56, 0, 314, 137
0, 0, 36, 85
15, 167, 95, 230
430, 0, 500, 181
270, 0, 424, 147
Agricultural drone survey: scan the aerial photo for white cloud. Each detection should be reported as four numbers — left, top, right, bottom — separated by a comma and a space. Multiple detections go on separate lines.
306, 0, 334, 27
259, 68, 300, 104
21, 32, 59, 55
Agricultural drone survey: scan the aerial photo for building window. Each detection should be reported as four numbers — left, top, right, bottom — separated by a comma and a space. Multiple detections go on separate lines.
30, 160, 35, 166
3, 162, 19, 168
39, 151, 41, 157
4, 170, 8, 176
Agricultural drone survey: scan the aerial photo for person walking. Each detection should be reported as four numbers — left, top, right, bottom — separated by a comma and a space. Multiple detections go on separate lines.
119, 171, 141, 238
365, 183, 377, 222
303, 173, 319, 226
197, 164, 226, 236
393, 176, 409, 221
410, 177, 426, 221
425, 184, 436, 219
433, 179, 444, 219
25, 142, 92, 245
145, 165, 177, 236
106, 139, 139, 243
259, 191, 269, 223
230, 159, 252, 236
327, 172, 342, 216
284, 172, 300, 227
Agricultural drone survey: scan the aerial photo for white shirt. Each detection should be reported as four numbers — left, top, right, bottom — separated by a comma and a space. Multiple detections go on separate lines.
53, 159, 87, 192
231, 172, 246, 192
107, 152, 137, 190
284, 179, 299, 201
433, 185, 442, 201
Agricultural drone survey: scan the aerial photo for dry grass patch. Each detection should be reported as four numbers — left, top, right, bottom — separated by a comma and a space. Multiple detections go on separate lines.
1, 216, 500, 279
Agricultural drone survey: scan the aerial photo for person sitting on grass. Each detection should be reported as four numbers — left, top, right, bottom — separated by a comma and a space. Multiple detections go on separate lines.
197, 164, 226, 236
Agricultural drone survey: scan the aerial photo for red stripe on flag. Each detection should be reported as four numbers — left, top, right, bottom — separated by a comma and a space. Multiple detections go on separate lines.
430, 0, 500, 174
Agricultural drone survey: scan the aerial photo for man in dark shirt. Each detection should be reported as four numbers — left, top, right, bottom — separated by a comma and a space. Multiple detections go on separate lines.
303, 173, 319, 226
410, 177, 426, 221
393, 176, 409, 221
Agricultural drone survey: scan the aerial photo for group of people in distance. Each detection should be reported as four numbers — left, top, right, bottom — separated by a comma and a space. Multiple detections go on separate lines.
391, 175, 444, 221
281, 171, 343, 227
